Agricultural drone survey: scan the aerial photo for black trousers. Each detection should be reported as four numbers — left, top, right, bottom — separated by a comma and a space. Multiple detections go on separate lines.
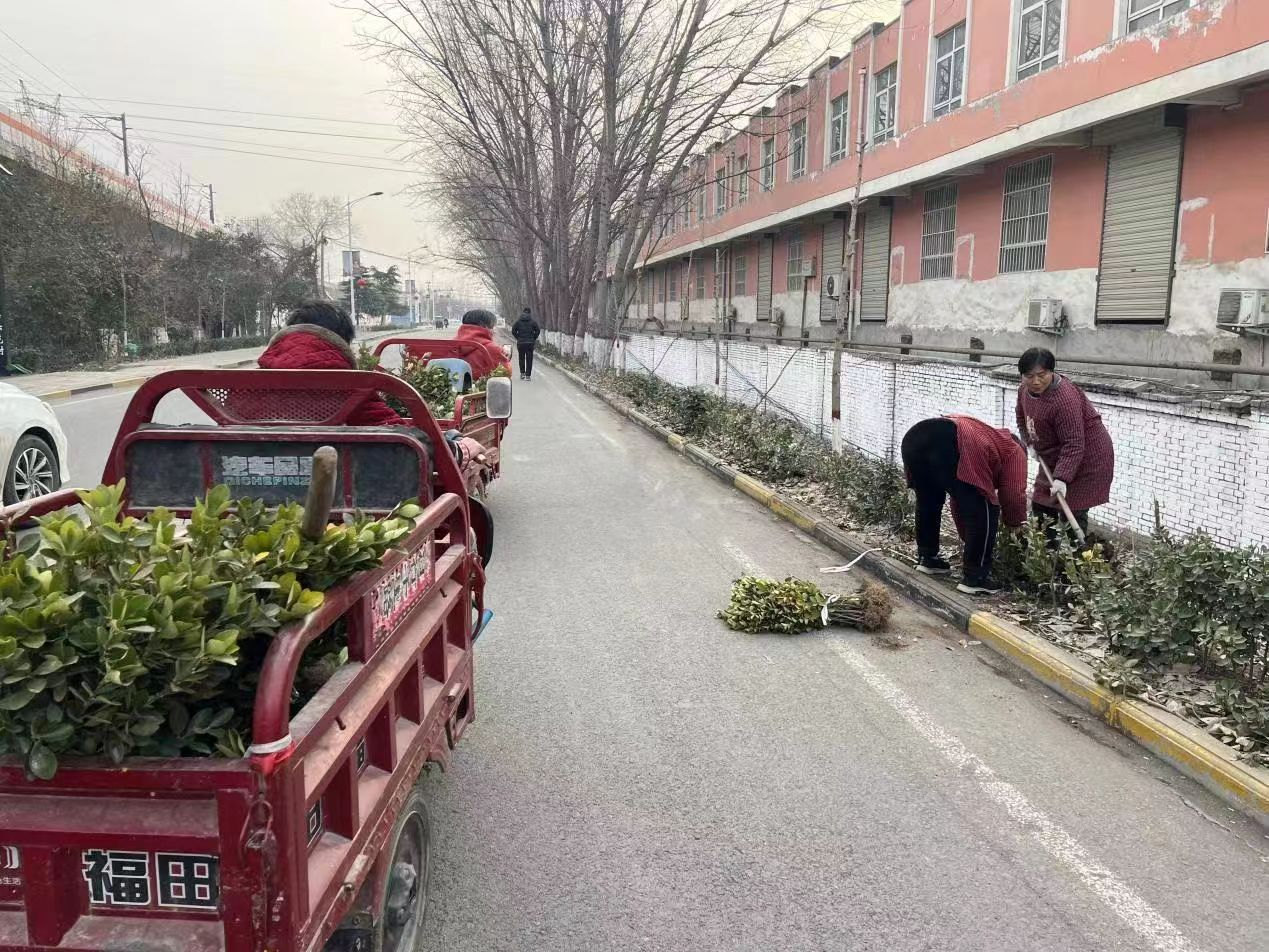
1031, 501, 1089, 544
517, 342, 535, 377
900, 418, 1000, 582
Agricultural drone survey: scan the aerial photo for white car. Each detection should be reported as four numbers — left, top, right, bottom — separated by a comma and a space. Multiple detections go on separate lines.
0, 381, 68, 505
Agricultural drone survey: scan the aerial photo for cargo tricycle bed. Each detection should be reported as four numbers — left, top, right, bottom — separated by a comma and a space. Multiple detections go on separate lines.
0, 369, 496, 952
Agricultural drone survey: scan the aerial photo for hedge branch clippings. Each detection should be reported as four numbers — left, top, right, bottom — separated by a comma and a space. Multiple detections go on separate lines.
719, 576, 894, 635
0, 483, 421, 780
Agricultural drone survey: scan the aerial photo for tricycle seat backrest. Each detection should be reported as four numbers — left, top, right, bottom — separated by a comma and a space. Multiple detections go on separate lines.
428, 357, 474, 393
121, 425, 433, 515
195, 382, 374, 426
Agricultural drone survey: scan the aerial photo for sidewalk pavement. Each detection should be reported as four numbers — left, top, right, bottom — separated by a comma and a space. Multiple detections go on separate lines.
5, 327, 420, 401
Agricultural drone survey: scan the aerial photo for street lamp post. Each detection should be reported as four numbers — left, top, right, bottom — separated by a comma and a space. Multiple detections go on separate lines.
346, 191, 383, 323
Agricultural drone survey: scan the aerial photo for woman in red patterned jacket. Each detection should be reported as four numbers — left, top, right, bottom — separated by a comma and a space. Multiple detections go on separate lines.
1015, 348, 1115, 539
901, 415, 1029, 595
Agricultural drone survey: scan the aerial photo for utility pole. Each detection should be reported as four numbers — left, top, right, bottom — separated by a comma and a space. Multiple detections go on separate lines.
121, 113, 130, 177
85, 113, 130, 175
206, 183, 216, 225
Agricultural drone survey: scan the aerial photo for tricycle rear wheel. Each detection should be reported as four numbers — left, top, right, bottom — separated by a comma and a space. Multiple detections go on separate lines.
375, 791, 431, 952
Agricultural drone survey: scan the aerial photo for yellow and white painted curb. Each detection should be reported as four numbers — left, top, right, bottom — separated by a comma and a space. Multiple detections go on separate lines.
970, 612, 1269, 823
540, 351, 1269, 827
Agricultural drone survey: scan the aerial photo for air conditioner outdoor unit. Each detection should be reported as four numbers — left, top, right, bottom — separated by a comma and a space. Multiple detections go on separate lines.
1027, 298, 1065, 336
824, 273, 841, 301
1216, 289, 1269, 334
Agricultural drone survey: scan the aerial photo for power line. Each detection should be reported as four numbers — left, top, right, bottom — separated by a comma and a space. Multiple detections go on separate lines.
128, 127, 417, 164
139, 135, 421, 174
0, 89, 399, 127
79, 113, 409, 142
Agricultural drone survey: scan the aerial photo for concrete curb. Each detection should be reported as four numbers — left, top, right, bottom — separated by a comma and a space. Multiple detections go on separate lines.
539, 351, 1269, 827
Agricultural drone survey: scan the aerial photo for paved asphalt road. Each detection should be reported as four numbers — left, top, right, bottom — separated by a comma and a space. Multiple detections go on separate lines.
51, 335, 1269, 951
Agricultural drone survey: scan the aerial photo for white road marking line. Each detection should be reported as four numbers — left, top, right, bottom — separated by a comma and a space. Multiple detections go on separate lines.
721, 540, 764, 577
55, 391, 136, 408
551, 387, 621, 448
825, 639, 1202, 952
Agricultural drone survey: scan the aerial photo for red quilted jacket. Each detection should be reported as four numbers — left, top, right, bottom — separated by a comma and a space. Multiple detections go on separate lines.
453, 324, 512, 380
256, 325, 403, 427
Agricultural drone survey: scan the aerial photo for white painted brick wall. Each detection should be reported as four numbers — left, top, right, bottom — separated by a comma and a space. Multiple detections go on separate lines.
571, 333, 1269, 548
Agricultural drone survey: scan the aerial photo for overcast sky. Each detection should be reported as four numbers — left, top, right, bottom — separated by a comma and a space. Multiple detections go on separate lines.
1, 1, 900, 297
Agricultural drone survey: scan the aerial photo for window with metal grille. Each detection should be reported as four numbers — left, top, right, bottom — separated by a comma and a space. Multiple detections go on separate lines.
715, 165, 727, 216
733, 252, 748, 296
760, 137, 775, 191
1126, 0, 1188, 33
736, 155, 750, 204
932, 23, 967, 118
921, 185, 958, 280
872, 64, 897, 145
829, 94, 849, 162
668, 267, 678, 301
999, 155, 1053, 273
789, 119, 807, 178
695, 263, 706, 300
1016, 0, 1062, 80
681, 189, 691, 230
696, 183, 706, 222
786, 229, 805, 292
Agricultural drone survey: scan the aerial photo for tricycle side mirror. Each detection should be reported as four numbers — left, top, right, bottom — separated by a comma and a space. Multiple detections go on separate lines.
486, 377, 513, 420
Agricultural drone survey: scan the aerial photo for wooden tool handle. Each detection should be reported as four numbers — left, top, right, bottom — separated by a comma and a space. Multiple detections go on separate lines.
301, 446, 339, 540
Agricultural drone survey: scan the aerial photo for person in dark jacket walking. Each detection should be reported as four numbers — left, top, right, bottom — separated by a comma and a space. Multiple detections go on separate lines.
1015, 347, 1115, 538
901, 415, 1029, 595
511, 307, 541, 380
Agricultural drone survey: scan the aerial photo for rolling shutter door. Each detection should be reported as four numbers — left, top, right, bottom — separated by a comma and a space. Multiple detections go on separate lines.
756, 236, 774, 321
860, 204, 892, 323
1095, 129, 1183, 323
819, 219, 845, 323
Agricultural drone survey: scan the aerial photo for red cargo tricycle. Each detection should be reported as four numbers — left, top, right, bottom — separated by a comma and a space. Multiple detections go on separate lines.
369, 337, 511, 488
0, 367, 508, 952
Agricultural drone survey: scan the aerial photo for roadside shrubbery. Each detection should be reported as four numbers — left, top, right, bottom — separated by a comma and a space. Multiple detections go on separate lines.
996, 520, 1269, 764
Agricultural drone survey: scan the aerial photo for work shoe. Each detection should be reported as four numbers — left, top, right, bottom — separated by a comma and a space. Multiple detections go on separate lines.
916, 555, 951, 575
957, 577, 1002, 596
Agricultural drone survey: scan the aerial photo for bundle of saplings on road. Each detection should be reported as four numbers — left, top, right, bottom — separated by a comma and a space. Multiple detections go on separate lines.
0, 483, 420, 779
719, 576, 894, 634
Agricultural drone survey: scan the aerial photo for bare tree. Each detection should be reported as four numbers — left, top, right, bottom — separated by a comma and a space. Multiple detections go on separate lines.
355, 0, 856, 351
264, 191, 351, 295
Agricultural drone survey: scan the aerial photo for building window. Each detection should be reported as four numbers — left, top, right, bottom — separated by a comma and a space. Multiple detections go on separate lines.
696, 182, 706, 222
681, 190, 691, 230
695, 263, 706, 300
760, 137, 775, 191
1016, 0, 1062, 81
920, 185, 958, 280
789, 118, 807, 179
872, 64, 897, 146
999, 155, 1053, 273
736, 155, 750, 204
668, 267, 678, 301
786, 229, 805, 292
733, 252, 748, 296
715, 165, 727, 216
1126, 0, 1188, 33
829, 94, 849, 162
932, 23, 967, 118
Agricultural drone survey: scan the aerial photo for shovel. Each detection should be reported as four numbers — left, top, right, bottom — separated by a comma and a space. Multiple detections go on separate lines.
1034, 454, 1087, 546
